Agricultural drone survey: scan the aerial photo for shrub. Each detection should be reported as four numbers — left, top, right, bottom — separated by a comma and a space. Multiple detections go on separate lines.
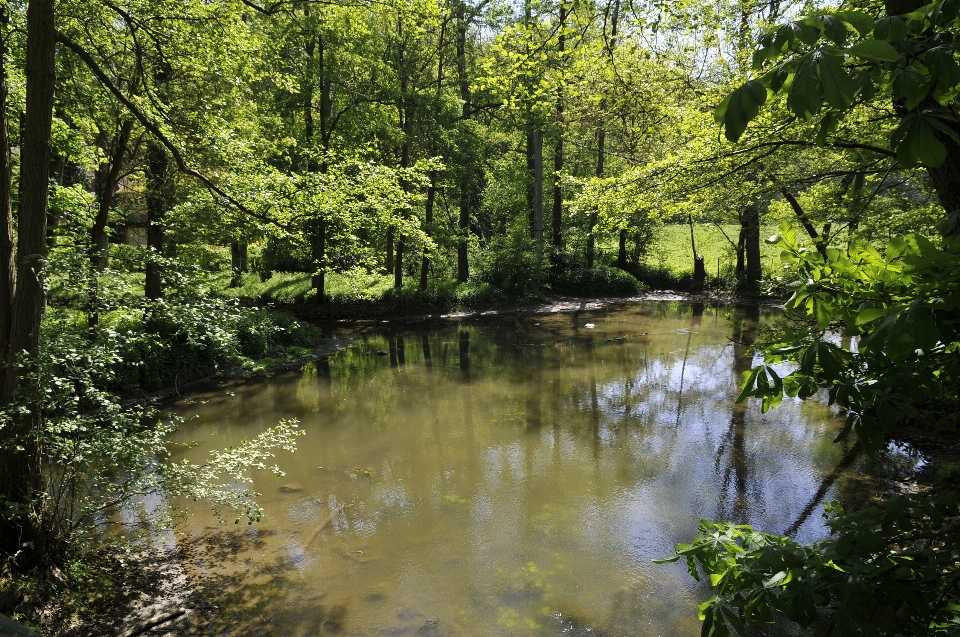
550, 264, 647, 295
475, 225, 550, 299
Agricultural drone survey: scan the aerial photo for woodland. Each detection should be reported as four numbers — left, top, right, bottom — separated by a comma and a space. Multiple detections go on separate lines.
0, 0, 959, 633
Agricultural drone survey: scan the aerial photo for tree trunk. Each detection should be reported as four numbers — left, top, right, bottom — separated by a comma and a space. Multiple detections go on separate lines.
0, 4, 14, 371
230, 239, 248, 287
92, 121, 132, 270
145, 142, 169, 301
588, 130, 604, 268
0, 0, 56, 569
455, 4, 472, 282
421, 176, 435, 292
689, 215, 706, 284
735, 227, 746, 277
551, 3, 566, 253
394, 236, 404, 290
588, 0, 619, 269
310, 222, 325, 302
532, 131, 543, 246
743, 203, 761, 283
617, 229, 627, 266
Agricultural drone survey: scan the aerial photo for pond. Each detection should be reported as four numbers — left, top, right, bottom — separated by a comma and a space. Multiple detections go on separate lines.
165, 301, 882, 637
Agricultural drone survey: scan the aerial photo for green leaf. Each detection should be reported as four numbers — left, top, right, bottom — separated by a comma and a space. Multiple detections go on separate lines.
787, 56, 822, 118
721, 80, 768, 142
818, 53, 854, 109
925, 48, 960, 91
849, 39, 900, 62
834, 10, 877, 36
856, 305, 892, 325
816, 112, 838, 146
924, 112, 960, 146
917, 120, 948, 166
875, 16, 908, 41
822, 15, 848, 45
893, 116, 927, 167
892, 65, 935, 109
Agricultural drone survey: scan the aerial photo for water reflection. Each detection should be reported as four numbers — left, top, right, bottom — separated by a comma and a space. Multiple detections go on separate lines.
167, 302, 880, 636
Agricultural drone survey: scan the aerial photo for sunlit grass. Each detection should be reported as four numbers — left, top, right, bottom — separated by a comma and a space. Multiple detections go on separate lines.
212, 271, 395, 303
642, 223, 783, 278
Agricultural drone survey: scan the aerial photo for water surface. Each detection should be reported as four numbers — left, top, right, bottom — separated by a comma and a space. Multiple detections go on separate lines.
167, 301, 873, 637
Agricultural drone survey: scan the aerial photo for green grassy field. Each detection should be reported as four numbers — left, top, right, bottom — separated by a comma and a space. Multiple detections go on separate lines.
213, 270, 395, 304
641, 223, 784, 279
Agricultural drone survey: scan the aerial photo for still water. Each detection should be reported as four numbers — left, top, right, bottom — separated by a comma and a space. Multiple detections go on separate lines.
166, 301, 876, 637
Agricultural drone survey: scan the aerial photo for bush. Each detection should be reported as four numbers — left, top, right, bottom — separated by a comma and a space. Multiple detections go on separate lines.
550, 264, 647, 295
257, 234, 312, 277
177, 244, 230, 273
475, 225, 550, 299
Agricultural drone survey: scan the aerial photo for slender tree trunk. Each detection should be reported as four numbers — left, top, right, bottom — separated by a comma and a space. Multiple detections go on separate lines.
617, 229, 627, 266
689, 214, 706, 283
532, 131, 543, 246
589, 0, 620, 268
311, 223, 325, 302
0, 0, 56, 569
145, 142, 168, 301
421, 23, 445, 293
394, 237, 404, 290
395, 29, 412, 291
230, 239, 249, 287
421, 176, 435, 292
88, 121, 133, 331
552, 4, 567, 253
92, 121, 132, 270
588, 130, 603, 268
455, 6, 471, 281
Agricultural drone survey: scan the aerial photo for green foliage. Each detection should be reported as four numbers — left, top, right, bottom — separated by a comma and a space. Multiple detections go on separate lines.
550, 265, 646, 296
738, 223, 959, 451
721, 2, 960, 169
658, 495, 960, 636
476, 224, 550, 299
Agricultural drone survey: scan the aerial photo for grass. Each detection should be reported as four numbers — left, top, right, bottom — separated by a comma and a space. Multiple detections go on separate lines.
212, 271, 394, 304
640, 223, 783, 279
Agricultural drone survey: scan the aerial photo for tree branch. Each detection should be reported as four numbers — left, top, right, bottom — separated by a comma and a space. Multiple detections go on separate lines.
56, 31, 284, 230
781, 189, 827, 257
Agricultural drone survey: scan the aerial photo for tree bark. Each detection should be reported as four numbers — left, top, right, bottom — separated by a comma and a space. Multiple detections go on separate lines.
455, 7, 471, 282
588, 130, 604, 268
0, 4, 14, 370
532, 131, 543, 246
781, 189, 826, 257
394, 236, 404, 290
310, 222, 325, 302
552, 3, 567, 253
92, 121, 132, 271
743, 203, 761, 283
0, 0, 56, 569
386, 225, 395, 273
735, 228, 746, 277
145, 142, 169, 301
588, 0, 619, 269
421, 176, 435, 292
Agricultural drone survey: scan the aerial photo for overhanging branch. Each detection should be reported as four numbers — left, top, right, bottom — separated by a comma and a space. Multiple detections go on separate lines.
56, 31, 285, 230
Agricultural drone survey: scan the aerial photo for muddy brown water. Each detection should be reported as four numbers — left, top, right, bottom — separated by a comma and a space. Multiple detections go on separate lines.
163, 301, 891, 637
